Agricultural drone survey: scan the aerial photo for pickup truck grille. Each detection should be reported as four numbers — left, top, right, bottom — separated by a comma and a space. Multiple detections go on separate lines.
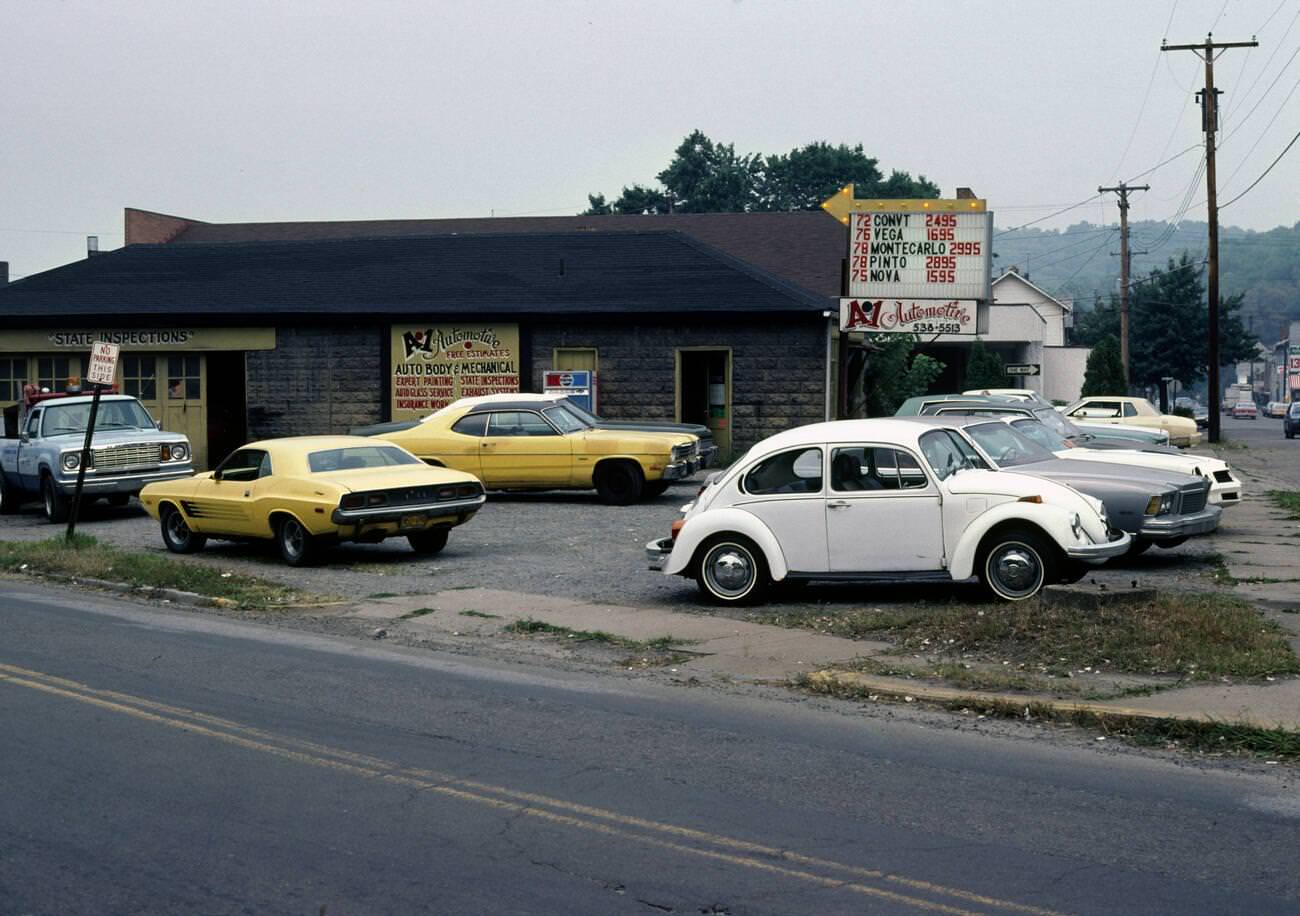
93, 442, 161, 471
1179, 483, 1208, 514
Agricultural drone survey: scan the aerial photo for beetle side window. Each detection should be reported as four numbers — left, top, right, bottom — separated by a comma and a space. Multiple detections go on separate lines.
743, 447, 823, 495
452, 413, 488, 437
830, 447, 928, 491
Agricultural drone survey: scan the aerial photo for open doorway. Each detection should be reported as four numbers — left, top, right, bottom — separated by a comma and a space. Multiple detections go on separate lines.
677, 349, 732, 458
205, 351, 247, 469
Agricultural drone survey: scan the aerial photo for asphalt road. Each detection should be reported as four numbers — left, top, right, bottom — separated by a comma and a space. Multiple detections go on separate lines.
3, 581, 1300, 915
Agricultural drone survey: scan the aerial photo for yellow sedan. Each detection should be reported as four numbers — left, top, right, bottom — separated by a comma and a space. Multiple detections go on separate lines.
1062, 396, 1201, 448
139, 436, 485, 565
376, 398, 699, 504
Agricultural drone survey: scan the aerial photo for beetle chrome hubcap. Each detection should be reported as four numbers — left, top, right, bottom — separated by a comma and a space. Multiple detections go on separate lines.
705, 545, 753, 597
990, 544, 1042, 598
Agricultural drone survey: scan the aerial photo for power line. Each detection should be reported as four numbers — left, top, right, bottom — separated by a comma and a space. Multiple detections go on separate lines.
1220, 67, 1300, 191
1122, 142, 1202, 183
1221, 40, 1300, 145
1111, 0, 1182, 179
1220, 122, 1300, 208
993, 194, 1102, 238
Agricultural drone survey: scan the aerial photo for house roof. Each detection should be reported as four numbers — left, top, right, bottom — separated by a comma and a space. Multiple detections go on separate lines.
0, 230, 832, 319
991, 269, 1072, 312
146, 209, 849, 299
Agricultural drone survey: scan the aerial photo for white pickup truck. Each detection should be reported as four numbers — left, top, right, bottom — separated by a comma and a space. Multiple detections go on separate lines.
0, 390, 195, 522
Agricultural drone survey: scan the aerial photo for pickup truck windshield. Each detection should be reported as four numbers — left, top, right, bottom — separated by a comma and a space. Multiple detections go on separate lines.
41, 400, 155, 437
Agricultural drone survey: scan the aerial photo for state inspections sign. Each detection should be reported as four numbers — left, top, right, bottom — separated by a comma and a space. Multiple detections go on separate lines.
848, 210, 992, 301
390, 323, 520, 419
840, 298, 977, 335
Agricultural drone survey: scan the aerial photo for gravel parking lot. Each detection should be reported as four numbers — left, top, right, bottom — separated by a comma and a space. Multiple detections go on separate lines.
0, 468, 1234, 615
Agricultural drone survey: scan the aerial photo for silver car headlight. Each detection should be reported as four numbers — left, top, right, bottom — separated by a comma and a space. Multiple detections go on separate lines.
62, 452, 80, 471
1145, 492, 1176, 516
170, 443, 189, 462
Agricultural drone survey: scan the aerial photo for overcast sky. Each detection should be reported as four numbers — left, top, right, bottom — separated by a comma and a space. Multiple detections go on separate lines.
3, 0, 1297, 282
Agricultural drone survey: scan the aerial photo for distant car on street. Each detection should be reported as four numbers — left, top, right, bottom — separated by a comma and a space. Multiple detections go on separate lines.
1062, 396, 1201, 447
647, 418, 1127, 605
1265, 401, 1288, 418
1285, 402, 1300, 439
139, 436, 485, 565
1231, 400, 1259, 420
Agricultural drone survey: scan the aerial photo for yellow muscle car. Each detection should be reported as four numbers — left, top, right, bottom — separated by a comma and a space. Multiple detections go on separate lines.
375, 398, 699, 504
139, 436, 485, 565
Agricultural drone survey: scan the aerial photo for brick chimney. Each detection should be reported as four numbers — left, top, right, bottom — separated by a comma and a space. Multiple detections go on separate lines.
0, 261, 8, 286
125, 208, 200, 245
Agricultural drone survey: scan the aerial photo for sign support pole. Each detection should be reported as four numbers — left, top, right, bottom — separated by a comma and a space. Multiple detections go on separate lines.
65, 383, 101, 543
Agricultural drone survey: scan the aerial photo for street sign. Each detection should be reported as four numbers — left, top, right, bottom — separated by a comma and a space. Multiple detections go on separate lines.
1005, 364, 1040, 376
839, 298, 977, 335
847, 209, 993, 301
87, 341, 120, 386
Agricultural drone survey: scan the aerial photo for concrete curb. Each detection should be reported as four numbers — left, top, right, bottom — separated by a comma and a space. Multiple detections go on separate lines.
803, 670, 1300, 733
18, 569, 236, 609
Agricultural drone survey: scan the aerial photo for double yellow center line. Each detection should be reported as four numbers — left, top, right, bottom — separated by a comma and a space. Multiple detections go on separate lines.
0, 661, 1067, 915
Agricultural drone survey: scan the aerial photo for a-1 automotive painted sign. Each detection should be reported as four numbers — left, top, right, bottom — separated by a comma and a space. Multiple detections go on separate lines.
848, 210, 993, 301
390, 323, 519, 419
839, 298, 977, 335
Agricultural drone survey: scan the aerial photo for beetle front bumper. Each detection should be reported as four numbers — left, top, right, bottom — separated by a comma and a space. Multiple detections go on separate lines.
1139, 505, 1222, 540
1065, 529, 1132, 562
646, 536, 674, 571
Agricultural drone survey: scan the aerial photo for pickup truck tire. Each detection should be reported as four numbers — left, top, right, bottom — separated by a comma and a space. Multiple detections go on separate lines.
0, 474, 22, 514
41, 475, 69, 524
161, 505, 207, 554
276, 516, 320, 567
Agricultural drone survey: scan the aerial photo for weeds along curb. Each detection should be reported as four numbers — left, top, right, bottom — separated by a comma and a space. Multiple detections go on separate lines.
16, 568, 236, 609
800, 670, 1300, 759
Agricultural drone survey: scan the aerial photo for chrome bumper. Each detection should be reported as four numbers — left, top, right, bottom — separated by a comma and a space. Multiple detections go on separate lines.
60, 466, 194, 494
331, 494, 486, 525
646, 536, 674, 571
661, 459, 698, 481
1066, 529, 1132, 562
698, 445, 720, 469
1139, 505, 1222, 540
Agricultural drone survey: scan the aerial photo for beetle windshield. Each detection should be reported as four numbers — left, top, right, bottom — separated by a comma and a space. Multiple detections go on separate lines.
41, 400, 155, 436
1010, 419, 1069, 451
964, 422, 1055, 468
542, 405, 588, 433
308, 446, 421, 472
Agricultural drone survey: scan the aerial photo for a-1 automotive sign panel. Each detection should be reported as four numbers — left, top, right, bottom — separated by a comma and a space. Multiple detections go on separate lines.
848, 210, 992, 301
840, 298, 977, 335
390, 322, 520, 420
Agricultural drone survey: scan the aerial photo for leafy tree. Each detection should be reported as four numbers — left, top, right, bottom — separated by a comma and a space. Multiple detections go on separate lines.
963, 339, 1006, 389
1071, 295, 1120, 348
850, 335, 945, 417
1081, 335, 1127, 397
586, 132, 938, 215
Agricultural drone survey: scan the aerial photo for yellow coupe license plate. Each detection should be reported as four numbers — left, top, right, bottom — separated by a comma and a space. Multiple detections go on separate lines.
400, 514, 425, 530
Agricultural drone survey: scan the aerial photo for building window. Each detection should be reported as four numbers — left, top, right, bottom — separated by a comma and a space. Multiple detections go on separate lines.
167, 355, 201, 400
122, 355, 158, 401
0, 357, 25, 403
38, 356, 77, 393
553, 348, 598, 372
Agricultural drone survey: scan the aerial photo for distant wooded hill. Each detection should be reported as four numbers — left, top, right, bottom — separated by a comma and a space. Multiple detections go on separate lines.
993, 219, 1300, 339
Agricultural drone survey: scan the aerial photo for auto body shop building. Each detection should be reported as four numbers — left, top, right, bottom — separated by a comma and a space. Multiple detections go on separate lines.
0, 207, 1084, 469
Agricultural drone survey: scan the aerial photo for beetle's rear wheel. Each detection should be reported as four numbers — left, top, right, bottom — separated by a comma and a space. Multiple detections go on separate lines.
695, 535, 769, 605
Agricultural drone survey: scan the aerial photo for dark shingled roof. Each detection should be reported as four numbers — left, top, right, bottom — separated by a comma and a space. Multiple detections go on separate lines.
168, 210, 847, 299
0, 230, 832, 319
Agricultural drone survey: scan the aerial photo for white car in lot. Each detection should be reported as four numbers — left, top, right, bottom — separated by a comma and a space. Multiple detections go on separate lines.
646, 419, 1129, 605
999, 416, 1243, 507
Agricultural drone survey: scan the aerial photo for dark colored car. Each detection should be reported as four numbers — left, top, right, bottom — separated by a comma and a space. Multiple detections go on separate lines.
1286, 402, 1300, 439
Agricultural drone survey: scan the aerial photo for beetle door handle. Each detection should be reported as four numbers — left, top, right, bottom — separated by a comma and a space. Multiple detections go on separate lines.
827, 500, 851, 510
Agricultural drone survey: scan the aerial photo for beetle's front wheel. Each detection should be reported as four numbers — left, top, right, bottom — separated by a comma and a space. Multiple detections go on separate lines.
979, 528, 1056, 601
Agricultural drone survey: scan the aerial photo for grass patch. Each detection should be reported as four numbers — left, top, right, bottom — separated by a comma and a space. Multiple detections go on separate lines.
398, 607, 437, 620
0, 535, 316, 609
756, 607, 924, 639
459, 609, 500, 619
1269, 491, 1300, 519
798, 675, 1300, 759
504, 618, 691, 653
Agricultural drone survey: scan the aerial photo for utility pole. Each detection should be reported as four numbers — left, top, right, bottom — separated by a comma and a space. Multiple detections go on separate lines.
1161, 33, 1257, 443
1098, 181, 1149, 389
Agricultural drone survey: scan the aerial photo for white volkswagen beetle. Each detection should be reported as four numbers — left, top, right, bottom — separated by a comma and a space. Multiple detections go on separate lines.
646, 419, 1130, 605
998, 416, 1243, 507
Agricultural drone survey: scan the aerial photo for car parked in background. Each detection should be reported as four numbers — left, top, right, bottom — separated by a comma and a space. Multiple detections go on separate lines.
1231, 400, 1259, 420
140, 437, 485, 565
375, 397, 699, 504
1062, 396, 1201, 447
1285, 402, 1300, 439
354, 393, 720, 467
996, 415, 1242, 507
647, 418, 1128, 605
900, 395, 1176, 451
1175, 397, 1210, 428
1265, 401, 1288, 418
1, 388, 193, 522
906, 416, 1220, 555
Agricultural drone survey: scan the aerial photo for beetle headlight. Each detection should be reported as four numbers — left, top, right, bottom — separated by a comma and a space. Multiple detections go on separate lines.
62, 453, 80, 471
170, 444, 189, 462
1069, 512, 1083, 538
